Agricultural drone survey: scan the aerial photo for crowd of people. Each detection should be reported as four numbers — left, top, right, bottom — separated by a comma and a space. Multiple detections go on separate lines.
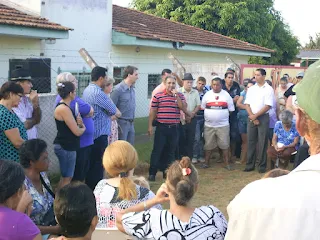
0, 60, 319, 240
147, 67, 309, 180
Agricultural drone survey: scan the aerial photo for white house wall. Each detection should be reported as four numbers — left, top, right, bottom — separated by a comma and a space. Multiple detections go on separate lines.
2, 0, 112, 174
112, 45, 250, 118
0, 36, 41, 84
40, 0, 112, 81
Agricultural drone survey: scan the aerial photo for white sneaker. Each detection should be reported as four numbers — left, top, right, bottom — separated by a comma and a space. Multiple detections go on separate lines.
192, 158, 198, 164
198, 158, 206, 163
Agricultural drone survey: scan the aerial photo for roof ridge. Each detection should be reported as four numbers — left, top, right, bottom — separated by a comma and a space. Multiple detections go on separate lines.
112, 4, 273, 53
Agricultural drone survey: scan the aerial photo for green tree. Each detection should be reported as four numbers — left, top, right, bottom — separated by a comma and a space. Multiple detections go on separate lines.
304, 33, 320, 49
133, 0, 300, 65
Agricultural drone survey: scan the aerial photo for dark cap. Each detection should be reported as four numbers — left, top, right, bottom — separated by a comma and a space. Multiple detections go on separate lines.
10, 68, 32, 81
226, 67, 235, 73
182, 73, 194, 81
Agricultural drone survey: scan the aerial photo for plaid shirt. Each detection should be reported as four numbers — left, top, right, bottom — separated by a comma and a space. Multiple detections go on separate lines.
82, 83, 116, 139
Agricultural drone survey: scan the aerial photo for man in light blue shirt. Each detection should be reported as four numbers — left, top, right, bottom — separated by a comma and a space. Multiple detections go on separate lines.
82, 66, 116, 190
111, 65, 138, 145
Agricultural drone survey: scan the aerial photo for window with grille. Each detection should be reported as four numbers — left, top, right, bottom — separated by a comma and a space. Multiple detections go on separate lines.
148, 74, 161, 98
71, 72, 91, 96
113, 67, 125, 85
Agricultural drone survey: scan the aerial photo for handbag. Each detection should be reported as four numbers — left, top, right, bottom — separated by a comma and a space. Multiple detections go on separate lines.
40, 174, 57, 226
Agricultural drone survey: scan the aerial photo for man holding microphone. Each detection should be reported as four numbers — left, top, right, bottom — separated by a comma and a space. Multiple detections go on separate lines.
10, 68, 41, 139
148, 75, 187, 181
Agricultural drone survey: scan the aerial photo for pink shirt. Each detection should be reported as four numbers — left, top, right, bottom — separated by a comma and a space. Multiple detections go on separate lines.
149, 83, 166, 109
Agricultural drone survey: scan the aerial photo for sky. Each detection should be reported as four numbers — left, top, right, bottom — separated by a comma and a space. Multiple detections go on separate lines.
112, 0, 320, 46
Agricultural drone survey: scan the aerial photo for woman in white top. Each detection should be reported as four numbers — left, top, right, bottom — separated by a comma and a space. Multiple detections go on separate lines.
94, 140, 160, 228
116, 157, 228, 240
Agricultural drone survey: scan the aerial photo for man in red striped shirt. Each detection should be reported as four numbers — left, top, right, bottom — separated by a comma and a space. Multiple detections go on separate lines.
148, 76, 186, 181
201, 77, 235, 170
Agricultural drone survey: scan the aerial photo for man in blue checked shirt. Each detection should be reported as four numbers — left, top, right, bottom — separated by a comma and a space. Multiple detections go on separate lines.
82, 66, 116, 190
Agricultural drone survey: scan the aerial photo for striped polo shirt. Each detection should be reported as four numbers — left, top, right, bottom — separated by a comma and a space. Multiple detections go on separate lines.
151, 91, 185, 124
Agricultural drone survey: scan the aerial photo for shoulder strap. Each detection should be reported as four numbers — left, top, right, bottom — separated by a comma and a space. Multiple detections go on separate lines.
55, 102, 75, 118
40, 174, 55, 198
56, 102, 68, 107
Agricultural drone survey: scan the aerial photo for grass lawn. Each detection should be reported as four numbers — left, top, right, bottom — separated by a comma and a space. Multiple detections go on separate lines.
134, 117, 149, 136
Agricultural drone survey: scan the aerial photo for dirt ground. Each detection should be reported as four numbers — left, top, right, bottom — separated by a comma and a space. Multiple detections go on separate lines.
135, 153, 262, 218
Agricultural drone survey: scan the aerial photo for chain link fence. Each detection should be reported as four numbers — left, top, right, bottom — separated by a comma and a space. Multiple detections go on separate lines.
0, 51, 240, 174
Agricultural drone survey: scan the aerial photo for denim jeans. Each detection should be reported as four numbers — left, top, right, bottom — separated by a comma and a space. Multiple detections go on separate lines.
54, 144, 76, 178
193, 117, 204, 159
118, 119, 135, 145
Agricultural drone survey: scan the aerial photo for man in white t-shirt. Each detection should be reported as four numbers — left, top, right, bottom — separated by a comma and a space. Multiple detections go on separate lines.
201, 77, 235, 170
244, 68, 275, 173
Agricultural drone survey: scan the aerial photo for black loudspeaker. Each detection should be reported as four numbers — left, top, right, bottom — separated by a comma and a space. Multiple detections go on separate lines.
9, 58, 51, 93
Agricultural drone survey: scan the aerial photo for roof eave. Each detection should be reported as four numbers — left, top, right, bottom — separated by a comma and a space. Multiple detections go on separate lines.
298, 57, 320, 60
0, 24, 70, 39
112, 30, 272, 58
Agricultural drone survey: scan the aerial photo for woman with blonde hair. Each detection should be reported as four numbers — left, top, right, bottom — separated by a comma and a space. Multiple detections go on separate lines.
116, 157, 227, 240
94, 140, 160, 228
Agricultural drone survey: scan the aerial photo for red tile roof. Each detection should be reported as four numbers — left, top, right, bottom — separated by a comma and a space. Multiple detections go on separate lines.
113, 5, 273, 54
0, 3, 72, 31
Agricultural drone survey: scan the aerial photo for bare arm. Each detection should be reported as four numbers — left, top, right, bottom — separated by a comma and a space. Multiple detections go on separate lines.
116, 198, 159, 233
176, 94, 184, 110
285, 136, 299, 149
37, 225, 61, 235
172, 73, 183, 87
24, 105, 41, 130
116, 184, 169, 234
236, 96, 246, 110
4, 128, 25, 149
148, 108, 157, 136
57, 106, 86, 137
192, 105, 201, 116
176, 95, 191, 117
286, 95, 295, 114
246, 104, 254, 116
115, 108, 121, 118
86, 107, 94, 117
254, 105, 271, 119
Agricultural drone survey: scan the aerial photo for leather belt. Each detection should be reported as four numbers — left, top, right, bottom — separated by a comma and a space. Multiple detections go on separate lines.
119, 118, 134, 123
